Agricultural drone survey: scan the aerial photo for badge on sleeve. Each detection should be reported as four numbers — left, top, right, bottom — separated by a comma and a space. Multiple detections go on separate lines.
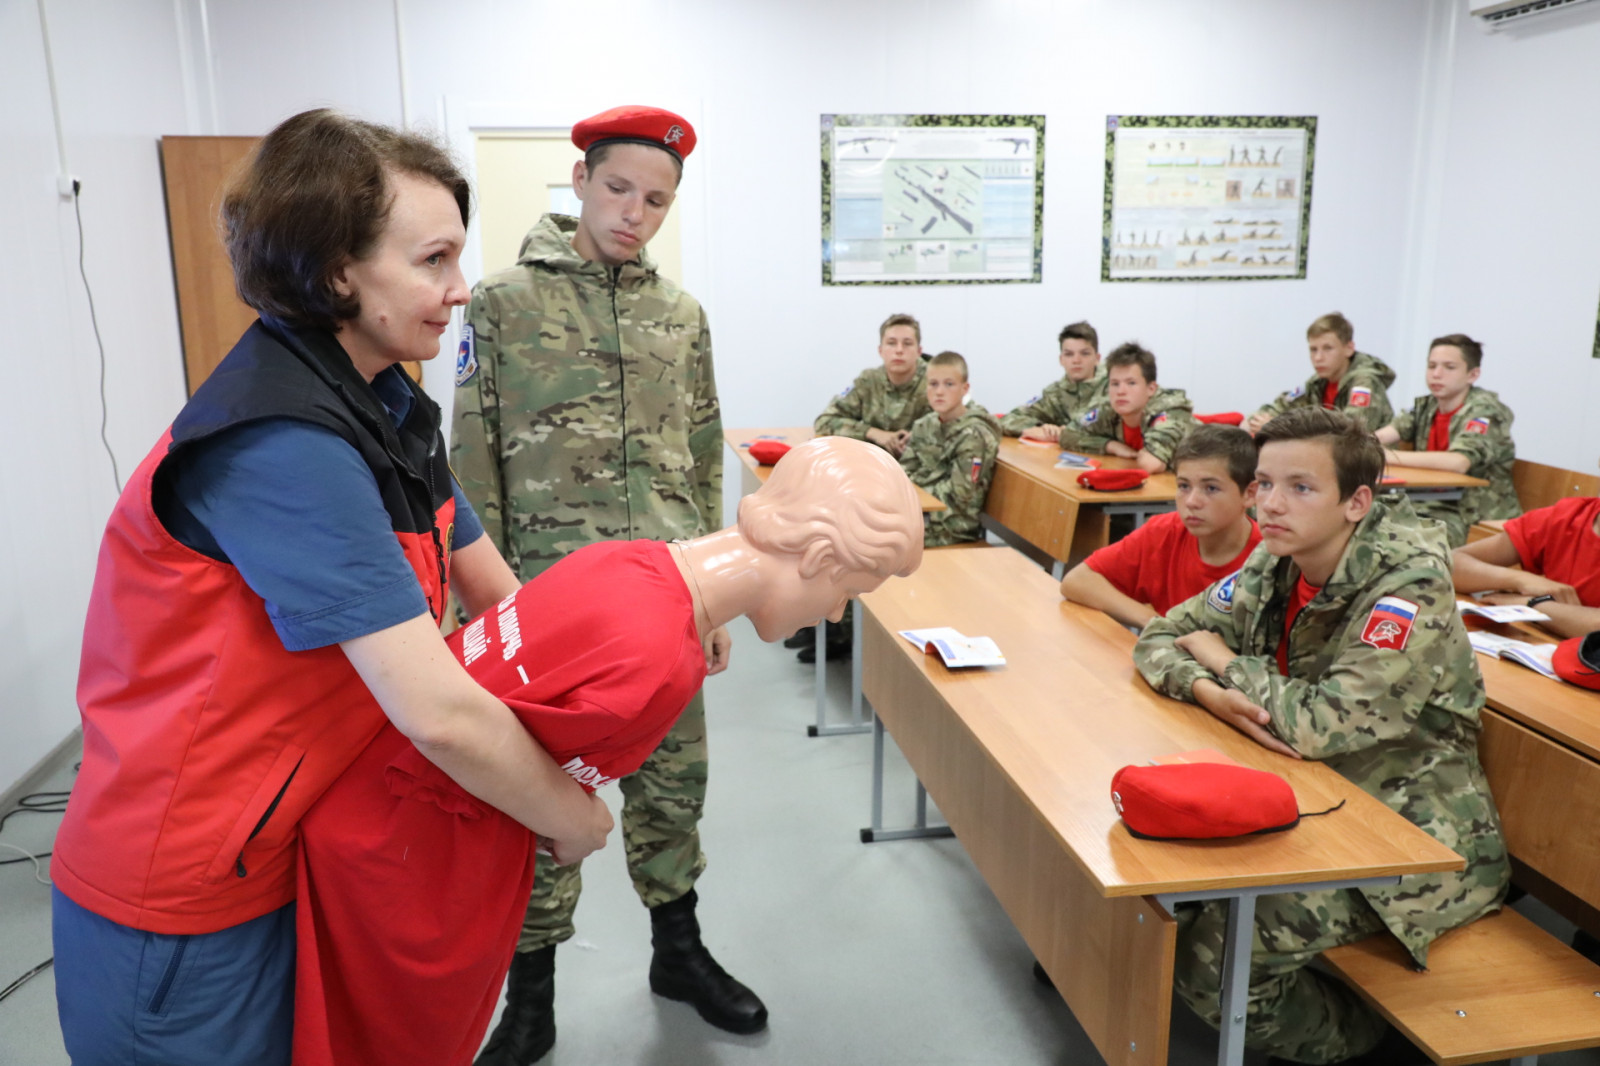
1207, 571, 1240, 614
1348, 386, 1372, 408
1024, 394, 1040, 406
1287, 385, 1305, 400
1465, 417, 1490, 434
837, 386, 853, 398
455, 324, 478, 386
1082, 408, 1099, 426
1360, 596, 1417, 651
969, 456, 983, 484
1151, 412, 1169, 425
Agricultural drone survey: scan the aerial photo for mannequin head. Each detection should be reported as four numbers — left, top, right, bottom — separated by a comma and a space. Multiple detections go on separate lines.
686, 436, 923, 641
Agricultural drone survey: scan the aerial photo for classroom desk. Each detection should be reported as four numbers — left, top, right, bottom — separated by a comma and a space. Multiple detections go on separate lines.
1381, 463, 1489, 503
857, 547, 1464, 1066
723, 427, 944, 738
1470, 624, 1600, 934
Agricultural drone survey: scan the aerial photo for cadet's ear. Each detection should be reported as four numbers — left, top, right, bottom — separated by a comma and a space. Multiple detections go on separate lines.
1342, 484, 1374, 524
571, 159, 589, 200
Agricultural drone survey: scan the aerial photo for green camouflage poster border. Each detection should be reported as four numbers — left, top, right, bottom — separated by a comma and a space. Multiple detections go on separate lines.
1102, 114, 1317, 283
821, 113, 1045, 286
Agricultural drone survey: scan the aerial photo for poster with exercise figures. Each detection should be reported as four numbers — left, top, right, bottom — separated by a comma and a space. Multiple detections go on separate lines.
1102, 115, 1316, 282
821, 114, 1044, 286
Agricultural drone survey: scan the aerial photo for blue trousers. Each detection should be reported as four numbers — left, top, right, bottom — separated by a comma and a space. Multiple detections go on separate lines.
52, 887, 295, 1066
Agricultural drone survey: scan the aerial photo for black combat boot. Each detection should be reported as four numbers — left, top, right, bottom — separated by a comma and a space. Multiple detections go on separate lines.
783, 625, 816, 649
648, 889, 769, 1034
475, 945, 556, 1065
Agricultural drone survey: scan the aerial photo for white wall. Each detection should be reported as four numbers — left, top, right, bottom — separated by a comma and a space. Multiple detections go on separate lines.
1, 0, 193, 792
1425, 3, 1600, 468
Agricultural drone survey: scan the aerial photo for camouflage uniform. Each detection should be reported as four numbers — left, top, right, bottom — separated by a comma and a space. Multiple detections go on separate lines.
1389, 387, 1519, 547
1133, 495, 1509, 1064
1253, 351, 1397, 433
999, 367, 1109, 436
813, 363, 931, 444
452, 213, 720, 950
899, 403, 1002, 547
1058, 387, 1197, 468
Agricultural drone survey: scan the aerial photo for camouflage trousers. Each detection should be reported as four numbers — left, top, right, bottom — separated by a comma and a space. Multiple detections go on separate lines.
1173, 888, 1390, 1065
516, 690, 708, 953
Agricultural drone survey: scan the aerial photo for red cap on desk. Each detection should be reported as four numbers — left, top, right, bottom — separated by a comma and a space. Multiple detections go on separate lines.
1077, 469, 1148, 492
1553, 632, 1600, 691
747, 440, 791, 465
1111, 763, 1301, 840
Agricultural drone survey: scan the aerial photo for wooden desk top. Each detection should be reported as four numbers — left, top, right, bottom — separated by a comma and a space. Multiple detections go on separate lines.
860, 547, 1464, 898
1381, 465, 1488, 490
1466, 618, 1600, 761
996, 437, 1178, 504
724, 426, 945, 512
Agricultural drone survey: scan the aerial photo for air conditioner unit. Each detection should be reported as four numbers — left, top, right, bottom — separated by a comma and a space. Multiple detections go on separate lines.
1470, 0, 1597, 29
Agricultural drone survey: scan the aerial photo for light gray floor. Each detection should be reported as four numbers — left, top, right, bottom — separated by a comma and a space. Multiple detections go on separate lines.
4, 612, 1600, 1065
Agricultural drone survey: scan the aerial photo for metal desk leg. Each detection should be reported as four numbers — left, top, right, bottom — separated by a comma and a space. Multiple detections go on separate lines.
850, 598, 869, 728
1216, 893, 1256, 1066
810, 624, 826, 734
860, 713, 955, 843
808, 609, 871, 738
1051, 559, 1065, 581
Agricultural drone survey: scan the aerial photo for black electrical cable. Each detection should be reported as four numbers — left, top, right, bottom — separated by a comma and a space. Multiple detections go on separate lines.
0, 958, 54, 1004
72, 181, 122, 494
0, 791, 68, 865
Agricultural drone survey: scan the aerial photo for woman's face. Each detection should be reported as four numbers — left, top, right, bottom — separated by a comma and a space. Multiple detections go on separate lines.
333, 171, 469, 380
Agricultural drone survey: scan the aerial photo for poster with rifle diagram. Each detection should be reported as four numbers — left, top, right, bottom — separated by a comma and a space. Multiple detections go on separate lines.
1103, 115, 1316, 282
821, 114, 1044, 285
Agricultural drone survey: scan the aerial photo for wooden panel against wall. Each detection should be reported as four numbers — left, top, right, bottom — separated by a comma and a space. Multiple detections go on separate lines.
160, 136, 259, 395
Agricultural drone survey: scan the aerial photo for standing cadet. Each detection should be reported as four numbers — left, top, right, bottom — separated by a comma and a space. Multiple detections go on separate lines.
1247, 312, 1395, 434
1375, 333, 1518, 546
1000, 320, 1109, 439
452, 106, 766, 1065
1134, 409, 1508, 1065
814, 312, 931, 456
899, 350, 1002, 546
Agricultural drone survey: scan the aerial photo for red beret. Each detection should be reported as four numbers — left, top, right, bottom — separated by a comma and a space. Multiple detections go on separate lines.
1111, 762, 1300, 840
1076, 468, 1148, 492
747, 440, 791, 466
571, 105, 696, 161
1553, 632, 1600, 691
1194, 412, 1244, 426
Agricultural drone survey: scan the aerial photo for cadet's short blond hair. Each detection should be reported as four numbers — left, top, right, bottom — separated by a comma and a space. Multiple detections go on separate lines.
879, 313, 921, 344
1307, 312, 1354, 345
927, 350, 968, 382
739, 438, 922, 580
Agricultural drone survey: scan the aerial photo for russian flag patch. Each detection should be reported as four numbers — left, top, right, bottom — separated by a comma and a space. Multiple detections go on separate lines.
1152, 412, 1169, 425
1348, 386, 1372, 408
1465, 417, 1490, 435
1360, 596, 1418, 651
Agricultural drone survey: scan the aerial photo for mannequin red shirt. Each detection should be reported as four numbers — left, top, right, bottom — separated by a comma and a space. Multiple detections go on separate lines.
292, 540, 707, 1066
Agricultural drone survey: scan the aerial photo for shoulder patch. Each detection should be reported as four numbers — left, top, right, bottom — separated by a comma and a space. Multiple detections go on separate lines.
1465, 416, 1490, 434
1348, 386, 1372, 408
1207, 571, 1240, 614
1287, 385, 1305, 400
454, 324, 478, 387
1024, 394, 1041, 406
969, 456, 984, 484
1082, 408, 1099, 425
837, 385, 853, 398
1359, 596, 1417, 651
1151, 411, 1169, 426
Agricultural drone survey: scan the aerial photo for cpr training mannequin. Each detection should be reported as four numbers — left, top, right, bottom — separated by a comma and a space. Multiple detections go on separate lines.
292, 436, 924, 1066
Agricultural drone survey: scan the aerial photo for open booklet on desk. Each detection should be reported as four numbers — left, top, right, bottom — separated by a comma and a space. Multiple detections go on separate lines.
1468, 631, 1559, 680
1054, 451, 1096, 470
1458, 600, 1550, 624
899, 627, 1006, 669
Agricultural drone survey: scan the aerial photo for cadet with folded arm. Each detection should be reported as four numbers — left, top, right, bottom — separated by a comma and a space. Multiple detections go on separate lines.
1134, 408, 1508, 1066
1058, 342, 1196, 474
1247, 312, 1395, 434
899, 350, 1002, 546
1000, 320, 1108, 440
814, 312, 931, 456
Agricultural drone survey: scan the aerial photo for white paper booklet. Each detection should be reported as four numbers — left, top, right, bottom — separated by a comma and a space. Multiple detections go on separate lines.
1054, 451, 1094, 469
899, 627, 1007, 668
1457, 600, 1550, 623
1468, 631, 1559, 679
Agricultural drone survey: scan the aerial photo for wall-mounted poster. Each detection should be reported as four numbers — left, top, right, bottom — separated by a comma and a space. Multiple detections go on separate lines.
1102, 115, 1316, 282
821, 114, 1044, 286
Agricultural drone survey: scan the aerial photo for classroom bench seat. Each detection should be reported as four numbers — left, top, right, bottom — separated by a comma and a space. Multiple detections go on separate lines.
1321, 906, 1600, 1065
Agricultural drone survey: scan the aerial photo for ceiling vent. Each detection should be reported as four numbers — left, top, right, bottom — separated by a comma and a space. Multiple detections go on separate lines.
1470, 0, 1597, 29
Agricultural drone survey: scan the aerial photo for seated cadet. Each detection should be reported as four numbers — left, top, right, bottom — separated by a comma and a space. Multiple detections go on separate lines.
1134, 408, 1507, 1066
899, 350, 1002, 546
1060, 424, 1261, 629
1059, 342, 1196, 474
1246, 312, 1395, 434
1451, 474, 1600, 638
814, 312, 931, 457
1000, 320, 1108, 440
1375, 333, 1518, 547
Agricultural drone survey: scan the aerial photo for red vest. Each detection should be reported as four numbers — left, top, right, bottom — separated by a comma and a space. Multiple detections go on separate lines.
53, 322, 455, 934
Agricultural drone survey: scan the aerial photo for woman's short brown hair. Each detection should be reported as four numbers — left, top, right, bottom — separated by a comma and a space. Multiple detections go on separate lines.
222, 109, 470, 331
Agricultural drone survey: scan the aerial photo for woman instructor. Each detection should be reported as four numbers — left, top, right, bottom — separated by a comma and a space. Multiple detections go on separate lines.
50, 109, 612, 1066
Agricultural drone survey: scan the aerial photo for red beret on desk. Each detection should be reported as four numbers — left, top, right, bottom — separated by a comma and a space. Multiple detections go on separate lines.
1553, 632, 1600, 691
1111, 762, 1302, 840
571, 105, 697, 161
747, 440, 791, 465
1077, 468, 1148, 492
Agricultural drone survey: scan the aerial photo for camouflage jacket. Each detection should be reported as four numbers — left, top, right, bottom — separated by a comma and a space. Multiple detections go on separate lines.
813, 363, 931, 444
900, 403, 1002, 547
1059, 387, 1196, 466
1000, 367, 1109, 436
451, 213, 721, 581
1255, 351, 1396, 433
1133, 496, 1508, 966
1390, 387, 1520, 543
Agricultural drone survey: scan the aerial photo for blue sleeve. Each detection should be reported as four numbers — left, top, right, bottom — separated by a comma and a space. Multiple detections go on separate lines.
451, 477, 485, 550
166, 419, 432, 651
